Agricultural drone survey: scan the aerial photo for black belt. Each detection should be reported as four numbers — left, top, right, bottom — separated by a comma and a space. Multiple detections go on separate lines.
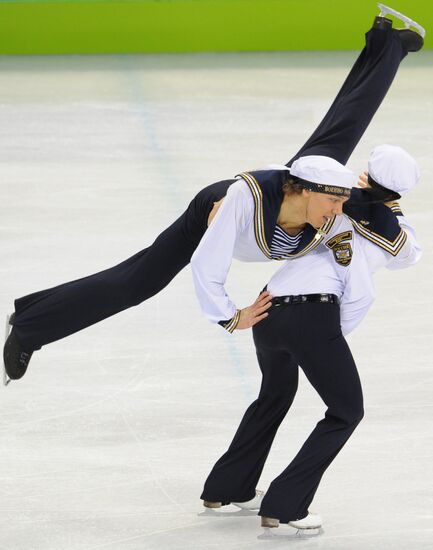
272, 293, 339, 307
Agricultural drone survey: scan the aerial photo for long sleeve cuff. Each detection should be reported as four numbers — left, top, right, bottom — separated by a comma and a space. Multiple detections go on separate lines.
218, 310, 241, 333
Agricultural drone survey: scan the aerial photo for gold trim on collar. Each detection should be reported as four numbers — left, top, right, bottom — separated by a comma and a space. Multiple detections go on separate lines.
349, 216, 407, 256
273, 216, 336, 260
239, 171, 336, 260
238, 172, 272, 258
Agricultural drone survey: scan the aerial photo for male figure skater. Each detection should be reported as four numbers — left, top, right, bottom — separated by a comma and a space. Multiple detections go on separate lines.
200, 145, 422, 531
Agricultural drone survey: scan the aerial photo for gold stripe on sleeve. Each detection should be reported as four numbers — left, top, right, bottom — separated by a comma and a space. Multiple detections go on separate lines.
224, 310, 241, 333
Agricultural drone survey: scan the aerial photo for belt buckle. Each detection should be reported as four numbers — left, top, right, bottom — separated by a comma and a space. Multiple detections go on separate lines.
320, 294, 328, 303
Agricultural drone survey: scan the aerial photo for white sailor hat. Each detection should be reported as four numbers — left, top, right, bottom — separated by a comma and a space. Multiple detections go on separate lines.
368, 145, 420, 196
290, 155, 357, 197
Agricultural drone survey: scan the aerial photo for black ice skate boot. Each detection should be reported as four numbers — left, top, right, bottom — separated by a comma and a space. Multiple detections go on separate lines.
397, 29, 424, 53
376, 3, 425, 52
373, 14, 392, 31
3, 313, 33, 385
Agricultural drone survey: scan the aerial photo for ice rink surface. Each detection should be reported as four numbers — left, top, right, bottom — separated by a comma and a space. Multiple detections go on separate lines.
0, 47, 432, 550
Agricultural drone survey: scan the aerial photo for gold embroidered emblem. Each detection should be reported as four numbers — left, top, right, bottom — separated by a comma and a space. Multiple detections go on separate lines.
332, 243, 353, 266
325, 231, 352, 249
326, 231, 353, 266
360, 219, 370, 226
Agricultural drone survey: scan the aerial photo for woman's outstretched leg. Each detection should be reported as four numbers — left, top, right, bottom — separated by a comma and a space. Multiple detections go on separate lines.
4, 178, 235, 379
12, 213, 197, 353
287, 19, 409, 166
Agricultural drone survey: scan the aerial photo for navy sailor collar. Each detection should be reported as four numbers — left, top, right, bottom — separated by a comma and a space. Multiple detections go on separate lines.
344, 188, 407, 256
238, 169, 335, 260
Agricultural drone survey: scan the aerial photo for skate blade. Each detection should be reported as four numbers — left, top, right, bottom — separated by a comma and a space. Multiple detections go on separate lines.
377, 3, 426, 37
258, 526, 323, 540
3, 314, 12, 387
198, 508, 256, 518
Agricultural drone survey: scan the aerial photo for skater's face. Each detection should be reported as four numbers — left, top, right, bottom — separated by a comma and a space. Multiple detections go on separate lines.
304, 191, 348, 228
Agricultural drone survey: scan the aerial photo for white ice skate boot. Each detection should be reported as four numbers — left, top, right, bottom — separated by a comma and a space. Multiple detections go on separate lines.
232, 489, 265, 511
202, 500, 222, 509
203, 489, 265, 510
261, 511, 322, 530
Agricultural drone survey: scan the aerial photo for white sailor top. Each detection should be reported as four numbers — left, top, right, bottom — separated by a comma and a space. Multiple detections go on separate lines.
268, 210, 421, 336
190, 169, 337, 330
190, 167, 421, 332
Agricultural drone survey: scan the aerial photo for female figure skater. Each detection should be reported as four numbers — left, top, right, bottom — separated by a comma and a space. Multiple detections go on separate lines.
3, 5, 424, 382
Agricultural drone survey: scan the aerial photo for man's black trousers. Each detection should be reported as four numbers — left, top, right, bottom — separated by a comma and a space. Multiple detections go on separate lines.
12, 25, 406, 352
201, 301, 364, 523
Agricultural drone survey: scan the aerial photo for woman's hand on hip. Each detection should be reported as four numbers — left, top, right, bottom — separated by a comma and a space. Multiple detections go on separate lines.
236, 291, 273, 330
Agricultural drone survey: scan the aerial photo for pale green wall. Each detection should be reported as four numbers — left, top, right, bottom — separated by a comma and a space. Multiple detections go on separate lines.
0, 0, 431, 55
